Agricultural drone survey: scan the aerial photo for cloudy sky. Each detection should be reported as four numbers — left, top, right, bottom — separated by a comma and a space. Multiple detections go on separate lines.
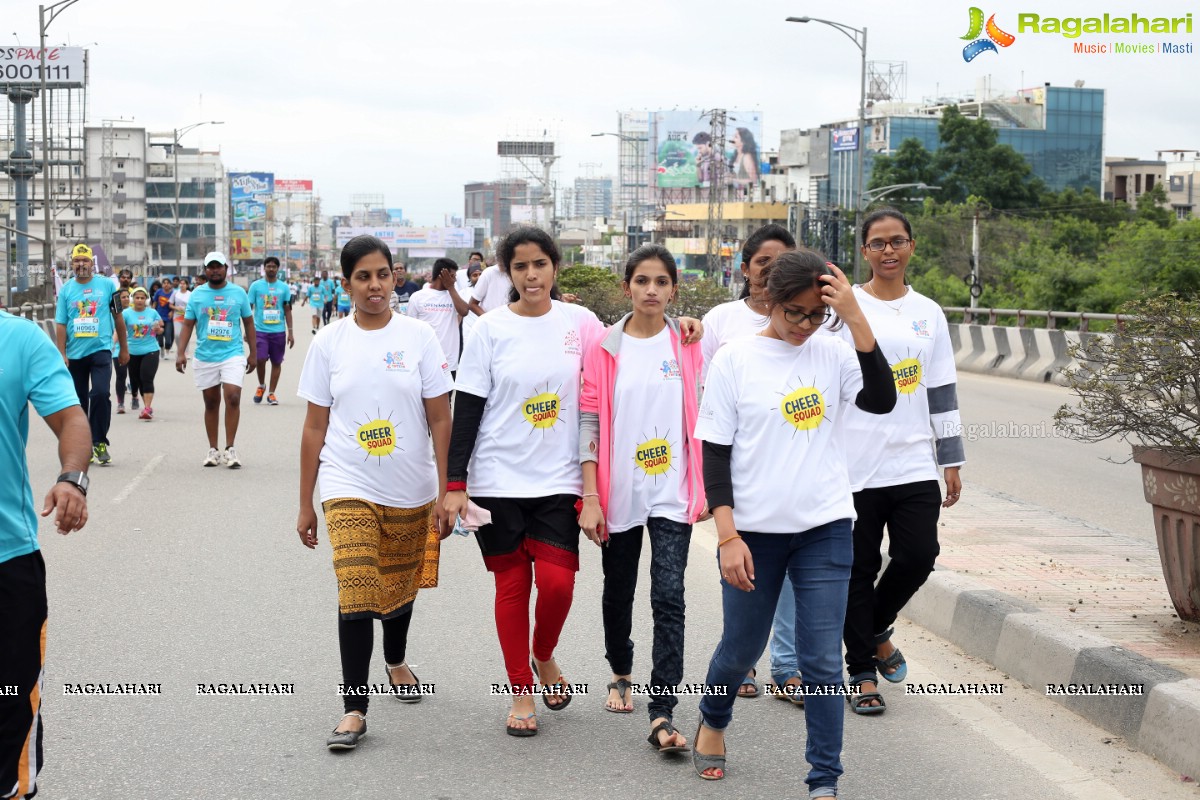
15, 0, 1198, 224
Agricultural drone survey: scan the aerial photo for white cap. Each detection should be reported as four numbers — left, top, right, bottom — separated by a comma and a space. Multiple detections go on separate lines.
203, 251, 228, 266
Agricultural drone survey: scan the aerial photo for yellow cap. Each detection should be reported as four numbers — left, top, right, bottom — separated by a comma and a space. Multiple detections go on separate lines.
71, 243, 94, 260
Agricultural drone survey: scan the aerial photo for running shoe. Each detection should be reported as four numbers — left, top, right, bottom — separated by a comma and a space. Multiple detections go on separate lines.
225, 446, 242, 469
253, 386, 265, 404
139, 407, 152, 421
131, 396, 140, 410
93, 443, 112, 465
203, 448, 223, 467
267, 393, 279, 406
117, 403, 125, 414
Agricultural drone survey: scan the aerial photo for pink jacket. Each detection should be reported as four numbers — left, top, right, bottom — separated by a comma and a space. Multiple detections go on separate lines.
579, 314, 706, 524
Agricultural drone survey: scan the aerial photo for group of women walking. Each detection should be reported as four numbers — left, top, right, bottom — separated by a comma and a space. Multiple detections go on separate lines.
295, 211, 964, 799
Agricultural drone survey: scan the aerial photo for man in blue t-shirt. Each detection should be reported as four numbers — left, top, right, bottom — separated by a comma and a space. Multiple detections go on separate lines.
320, 271, 336, 326
53, 243, 129, 465
0, 310, 91, 800
306, 282, 323, 333
247, 256, 294, 406
176, 251, 257, 469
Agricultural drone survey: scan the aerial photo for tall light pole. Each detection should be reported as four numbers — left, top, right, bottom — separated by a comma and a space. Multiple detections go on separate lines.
39, 0, 83, 295
593, 130, 648, 259
786, 16, 867, 282
173, 120, 223, 273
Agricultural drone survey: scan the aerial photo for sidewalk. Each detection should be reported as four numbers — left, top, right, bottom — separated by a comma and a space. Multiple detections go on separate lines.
904, 481, 1200, 780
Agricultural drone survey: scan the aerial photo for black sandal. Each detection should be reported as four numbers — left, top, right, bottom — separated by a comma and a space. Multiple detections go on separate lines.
648, 719, 690, 754
386, 661, 422, 704
848, 673, 886, 716
874, 627, 908, 683
532, 658, 572, 711
605, 678, 633, 713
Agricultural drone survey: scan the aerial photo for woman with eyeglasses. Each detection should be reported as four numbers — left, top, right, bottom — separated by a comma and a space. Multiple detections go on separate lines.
692, 250, 895, 793
699, 223, 804, 703
836, 207, 965, 716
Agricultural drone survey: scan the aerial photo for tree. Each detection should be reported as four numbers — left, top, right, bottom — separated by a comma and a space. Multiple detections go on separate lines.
867, 138, 939, 213
932, 106, 1043, 208
1134, 183, 1174, 229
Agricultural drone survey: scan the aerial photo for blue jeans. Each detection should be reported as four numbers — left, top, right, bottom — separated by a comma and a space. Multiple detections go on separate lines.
770, 574, 799, 686
699, 520, 852, 797
67, 348, 113, 446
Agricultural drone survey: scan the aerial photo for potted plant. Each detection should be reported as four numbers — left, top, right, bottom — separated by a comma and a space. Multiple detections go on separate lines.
1054, 294, 1200, 623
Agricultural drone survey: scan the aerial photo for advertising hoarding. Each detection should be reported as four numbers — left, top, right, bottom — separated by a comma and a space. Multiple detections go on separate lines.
652, 110, 764, 188
832, 127, 859, 152
0, 47, 85, 87
334, 226, 475, 249
230, 172, 274, 224
274, 179, 313, 193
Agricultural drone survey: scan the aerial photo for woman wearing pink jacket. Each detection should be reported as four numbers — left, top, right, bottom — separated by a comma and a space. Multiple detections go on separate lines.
579, 244, 706, 755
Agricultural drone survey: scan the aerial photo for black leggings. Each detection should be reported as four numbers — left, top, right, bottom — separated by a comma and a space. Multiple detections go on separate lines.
114, 359, 128, 404
339, 612, 412, 712
128, 352, 160, 398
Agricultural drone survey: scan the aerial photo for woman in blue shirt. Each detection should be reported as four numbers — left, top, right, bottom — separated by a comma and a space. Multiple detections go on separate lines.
122, 287, 164, 420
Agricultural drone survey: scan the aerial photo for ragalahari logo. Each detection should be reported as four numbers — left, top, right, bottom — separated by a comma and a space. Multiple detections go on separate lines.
961, 7, 1016, 61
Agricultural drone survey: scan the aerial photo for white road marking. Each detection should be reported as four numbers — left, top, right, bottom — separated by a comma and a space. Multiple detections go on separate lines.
111, 454, 165, 504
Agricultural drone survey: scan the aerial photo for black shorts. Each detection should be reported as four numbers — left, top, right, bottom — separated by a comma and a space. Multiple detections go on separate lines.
0, 551, 47, 800
471, 494, 580, 572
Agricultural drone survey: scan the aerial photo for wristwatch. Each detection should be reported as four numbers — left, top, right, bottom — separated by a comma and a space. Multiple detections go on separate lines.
57, 471, 89, 497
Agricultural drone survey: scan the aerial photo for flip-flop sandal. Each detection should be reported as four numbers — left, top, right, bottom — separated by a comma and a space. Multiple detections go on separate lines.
848, 673, 886, 716
605, 679, 634, 713
874, 627, 908, 683
737, 669, 759, 698
771, 681, 805, 708
506, 711, 538, 737
647, 719, 690, 754
532, 658, 573, 711
692, 717, 726, 780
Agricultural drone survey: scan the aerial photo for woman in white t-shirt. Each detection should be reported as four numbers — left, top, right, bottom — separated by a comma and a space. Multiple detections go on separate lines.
578, 244, 706, 753
837, 208, 965, 715
296, 235, 454, 751
700, 223, 802, 702
169, 279, 191, 357
691, 251, 896, 793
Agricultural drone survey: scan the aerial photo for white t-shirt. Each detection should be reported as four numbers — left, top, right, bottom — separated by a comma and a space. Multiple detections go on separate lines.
470, 265, 514, 313
455, 300, 604, 498
694, 334, 862, 533
832, 286, 962, 491
606, 328, 690, 531
169, 289, 191, 320
699, 298, 766, 384
297, 314, 453, 508
407, 285, 461, 370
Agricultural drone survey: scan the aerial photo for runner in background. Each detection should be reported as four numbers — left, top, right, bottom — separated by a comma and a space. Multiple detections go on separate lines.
122, 287, 163, 420
407, 258, 467, 380
307, 281, 324, 332
392, 262, 420, 315
460, 260, 484, 346
170, 277, 192, 357
176, 252, 257, 468
113, 289, 131, 415
248, 257, 294, 407
321, 271, 336, 326
54, 243, 128, 466
336, 282, 352, 319
153, 276, 175, 354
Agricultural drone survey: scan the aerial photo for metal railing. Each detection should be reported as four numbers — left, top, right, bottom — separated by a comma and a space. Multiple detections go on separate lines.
11, 303, 56, 321
943, 307, 1131, 332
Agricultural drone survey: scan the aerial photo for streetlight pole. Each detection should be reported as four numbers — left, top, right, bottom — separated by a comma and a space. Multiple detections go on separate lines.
592, 131, 648, 260
172, 120, 223, 273
786, 16, 867, 282
39, 0, 82, 295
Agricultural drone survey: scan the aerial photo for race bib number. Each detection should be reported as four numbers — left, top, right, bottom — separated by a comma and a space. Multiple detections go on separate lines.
263, 309, 281, 324
73, 316, 99, 338
207, 320, 233, 342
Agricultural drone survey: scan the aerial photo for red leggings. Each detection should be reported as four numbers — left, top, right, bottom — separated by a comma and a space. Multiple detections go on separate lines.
493, 543, 576, 694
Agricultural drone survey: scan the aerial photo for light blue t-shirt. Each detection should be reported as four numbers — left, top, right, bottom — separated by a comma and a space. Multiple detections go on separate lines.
185, 283, 253, 363
306, 285, 322, 304
247, 278, 292, 333
122, 306, 161, 356
0, 311, 80, 563
336, 287, 351, 309
55, 277, 117, 360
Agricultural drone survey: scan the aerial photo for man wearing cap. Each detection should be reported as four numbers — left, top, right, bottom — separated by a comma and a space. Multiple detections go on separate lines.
54, 243, 129, 465
247, 256, 294, 406
175, 252, 257, 468
0, 306, 91, 800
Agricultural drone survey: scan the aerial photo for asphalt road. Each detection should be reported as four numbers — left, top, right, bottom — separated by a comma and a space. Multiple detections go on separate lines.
22, 322, 1190, 799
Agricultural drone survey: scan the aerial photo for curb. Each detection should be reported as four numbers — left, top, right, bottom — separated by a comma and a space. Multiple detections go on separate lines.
902, 566, 1200, 779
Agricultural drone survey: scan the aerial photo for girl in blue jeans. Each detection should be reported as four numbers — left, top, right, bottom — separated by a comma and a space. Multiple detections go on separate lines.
692, 251, 896, 796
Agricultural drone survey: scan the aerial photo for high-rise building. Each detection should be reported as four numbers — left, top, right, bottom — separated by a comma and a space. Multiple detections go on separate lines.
573, 177, 613, 219
464, 180, 544, 236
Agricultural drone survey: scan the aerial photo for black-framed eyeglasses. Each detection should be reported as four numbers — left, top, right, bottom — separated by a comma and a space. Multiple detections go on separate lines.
782, 307, 831, 326
865, 237, 912, 252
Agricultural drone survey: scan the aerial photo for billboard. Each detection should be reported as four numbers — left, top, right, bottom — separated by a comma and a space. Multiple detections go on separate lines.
832, 127, 859, 152
274, 179, 313, 193
334, 226, 475, 249
230, 232, 253, 260
230, 172, 274, 224
652, 110, 764, 188
0, 46, 85, 87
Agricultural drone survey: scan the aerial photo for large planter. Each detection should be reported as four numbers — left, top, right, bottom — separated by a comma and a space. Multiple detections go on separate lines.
1133, 446, 1200, 623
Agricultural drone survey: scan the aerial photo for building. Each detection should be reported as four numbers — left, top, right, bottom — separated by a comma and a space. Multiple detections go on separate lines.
1161, 150, 1200, 219
463, 180, 546, 236
778, 83, 1106, 209
1103, 157, 1166, 209
144, 133, 228, 275
573, 177, 613, 218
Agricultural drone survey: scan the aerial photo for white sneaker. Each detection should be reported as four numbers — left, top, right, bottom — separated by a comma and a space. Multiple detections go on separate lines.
225, 446, 241, 469
203, 448, 222, 467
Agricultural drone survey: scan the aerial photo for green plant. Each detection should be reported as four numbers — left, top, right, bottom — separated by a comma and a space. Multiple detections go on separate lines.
1054, 294, 1200, 460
